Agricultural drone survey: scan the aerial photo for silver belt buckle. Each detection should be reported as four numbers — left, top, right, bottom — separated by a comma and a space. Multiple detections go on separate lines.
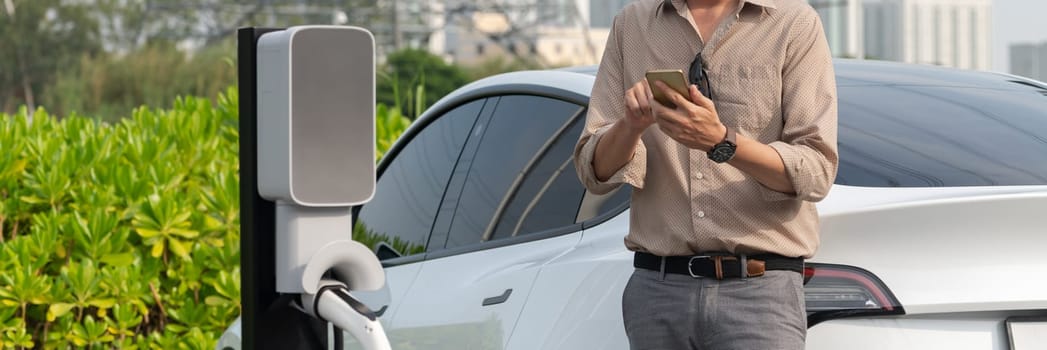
687, 255, 711, 278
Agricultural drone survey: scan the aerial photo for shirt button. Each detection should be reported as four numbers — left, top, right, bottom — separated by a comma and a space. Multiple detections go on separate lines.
696, 172, 704, 180
697, 211, 706, 218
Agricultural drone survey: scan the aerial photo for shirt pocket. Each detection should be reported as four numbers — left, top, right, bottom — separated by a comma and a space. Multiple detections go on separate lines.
710, 64, 780, 132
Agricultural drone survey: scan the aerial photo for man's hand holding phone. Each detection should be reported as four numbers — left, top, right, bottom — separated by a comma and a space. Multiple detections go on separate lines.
645, 70, 726, 152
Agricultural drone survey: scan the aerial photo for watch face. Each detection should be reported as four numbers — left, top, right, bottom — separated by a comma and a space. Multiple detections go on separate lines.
709, 144, 736, 163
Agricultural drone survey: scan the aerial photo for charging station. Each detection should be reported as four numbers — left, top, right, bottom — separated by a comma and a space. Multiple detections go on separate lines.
237, 26, 390, 350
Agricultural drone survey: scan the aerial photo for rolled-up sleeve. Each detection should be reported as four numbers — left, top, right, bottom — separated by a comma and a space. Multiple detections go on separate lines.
574, 13, 647, 195
765, 10, 839, 203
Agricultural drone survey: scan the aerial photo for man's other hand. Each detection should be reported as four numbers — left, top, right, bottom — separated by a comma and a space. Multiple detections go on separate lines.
623, 80, 657, 133
651, 82, 726, 152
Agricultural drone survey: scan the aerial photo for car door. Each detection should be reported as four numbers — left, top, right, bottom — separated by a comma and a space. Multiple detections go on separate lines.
505, 184, 633, 350
346, 98, 487, 346
387, 95, 588, 349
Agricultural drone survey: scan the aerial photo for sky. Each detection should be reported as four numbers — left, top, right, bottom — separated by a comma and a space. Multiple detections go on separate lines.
992, 0, 1047, 73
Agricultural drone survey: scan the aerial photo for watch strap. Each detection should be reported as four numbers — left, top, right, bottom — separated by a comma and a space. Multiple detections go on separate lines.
723, 126, 736, 146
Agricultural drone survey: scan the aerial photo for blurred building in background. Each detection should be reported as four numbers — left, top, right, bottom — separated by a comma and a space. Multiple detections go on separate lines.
589, 0, 631, 28
807, 0, 992, 70
434, 0, 610, 66
416, 0, 995, 70
1010, 42, 1047, 81
864, 0, 991, 70
808, 0, 865, 59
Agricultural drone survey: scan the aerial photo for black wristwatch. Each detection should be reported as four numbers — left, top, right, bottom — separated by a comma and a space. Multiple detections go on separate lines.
707, 126, 737, 163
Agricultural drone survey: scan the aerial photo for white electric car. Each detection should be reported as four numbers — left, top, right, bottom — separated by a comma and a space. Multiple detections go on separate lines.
221, 59, 1047, 350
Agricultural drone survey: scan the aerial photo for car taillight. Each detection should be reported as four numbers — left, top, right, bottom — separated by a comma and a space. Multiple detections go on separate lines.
803, 263, 905, 327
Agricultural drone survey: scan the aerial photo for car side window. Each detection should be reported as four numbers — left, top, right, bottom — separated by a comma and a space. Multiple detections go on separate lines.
835, 85, 1047, 187
488, 116, 586, 241
353, 99, 485, 258
443, 95, 584, 249
576, 184, 631, 224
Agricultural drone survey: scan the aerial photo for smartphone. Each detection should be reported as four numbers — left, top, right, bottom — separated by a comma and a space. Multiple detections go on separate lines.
645, 69, 689, 107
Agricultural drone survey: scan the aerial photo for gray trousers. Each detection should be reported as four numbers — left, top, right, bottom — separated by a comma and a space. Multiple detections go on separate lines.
622, 268, 806, 350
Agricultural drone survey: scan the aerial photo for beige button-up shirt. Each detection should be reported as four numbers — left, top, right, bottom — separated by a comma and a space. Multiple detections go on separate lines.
574, 0, 838, 258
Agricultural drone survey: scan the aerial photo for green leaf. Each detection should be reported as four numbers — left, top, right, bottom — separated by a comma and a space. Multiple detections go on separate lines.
48, 303, 75, 321
88, 298, 117, 309
100, 253, 135, 267
71, 338, 88, 347
19, 195, 47, 204
56, 242, 67, 259
168, 227, 199, 239
170, 211, 193, 227
168, 238, 191, 260
202, 215, 223, 231
135, 228, 161, 238
150, 240, 164, 258
204, 296, 227, 306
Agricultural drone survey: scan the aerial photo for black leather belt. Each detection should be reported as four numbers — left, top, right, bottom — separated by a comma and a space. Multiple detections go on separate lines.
634, 252, 803, 279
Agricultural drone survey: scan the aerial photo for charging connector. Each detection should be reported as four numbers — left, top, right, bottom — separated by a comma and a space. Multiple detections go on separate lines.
302, 280, 391, 350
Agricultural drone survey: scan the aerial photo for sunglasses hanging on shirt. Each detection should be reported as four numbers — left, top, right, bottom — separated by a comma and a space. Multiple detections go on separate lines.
689, 52, 714, 100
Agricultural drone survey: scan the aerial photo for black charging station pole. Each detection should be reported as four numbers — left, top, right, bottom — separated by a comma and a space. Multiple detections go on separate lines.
238, 27, 330, 350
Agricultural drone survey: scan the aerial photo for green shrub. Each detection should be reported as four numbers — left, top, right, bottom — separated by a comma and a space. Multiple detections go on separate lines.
375, 103, 412, 161
0, 88, 241, 349
0, 85, 417, 348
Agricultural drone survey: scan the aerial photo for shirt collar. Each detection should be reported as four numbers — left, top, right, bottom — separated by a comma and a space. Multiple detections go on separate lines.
661, 0, 777, 18
744, 0, 777, 10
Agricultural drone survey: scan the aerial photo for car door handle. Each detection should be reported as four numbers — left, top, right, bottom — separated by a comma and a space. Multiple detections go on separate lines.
482, 289, 513, 306
374, 305, 388, 317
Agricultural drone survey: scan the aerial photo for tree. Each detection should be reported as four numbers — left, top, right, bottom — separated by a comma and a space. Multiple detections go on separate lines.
39, 40, 238, 120
377, 48, 470, 119
0, 0, 101, 115
462, 55, 543, 81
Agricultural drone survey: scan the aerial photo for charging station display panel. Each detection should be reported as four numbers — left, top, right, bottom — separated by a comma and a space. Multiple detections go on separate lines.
258, 26, 376, 207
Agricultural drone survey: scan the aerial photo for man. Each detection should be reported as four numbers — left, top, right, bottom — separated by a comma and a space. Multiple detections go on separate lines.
573, 0, 837, 348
